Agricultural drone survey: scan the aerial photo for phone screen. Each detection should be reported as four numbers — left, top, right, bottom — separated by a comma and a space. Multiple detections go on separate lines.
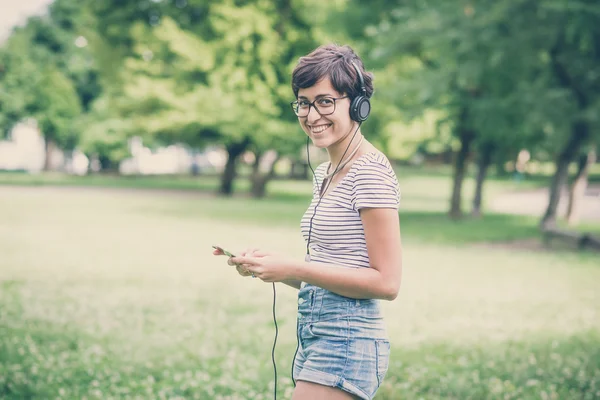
213, 246, 235, 258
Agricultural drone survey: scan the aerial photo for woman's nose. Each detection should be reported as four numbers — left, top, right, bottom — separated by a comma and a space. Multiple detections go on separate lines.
306, 105, 321, 123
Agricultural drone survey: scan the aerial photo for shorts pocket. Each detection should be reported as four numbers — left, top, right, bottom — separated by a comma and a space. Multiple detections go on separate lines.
375, 339, 390, 386
306, 318, 349, 340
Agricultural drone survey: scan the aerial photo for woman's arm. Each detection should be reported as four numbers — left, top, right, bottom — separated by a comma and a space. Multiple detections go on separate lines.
293, 208, 401, 300
235, 208, 402, 300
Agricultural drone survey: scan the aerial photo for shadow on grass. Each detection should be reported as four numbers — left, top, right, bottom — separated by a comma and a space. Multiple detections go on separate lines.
399, 212, 540, 245
172, 197, 543, 246
2, 172, 597, 248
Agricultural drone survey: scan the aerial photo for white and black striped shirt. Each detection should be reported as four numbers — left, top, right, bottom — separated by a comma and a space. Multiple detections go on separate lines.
301, 151, 401, 269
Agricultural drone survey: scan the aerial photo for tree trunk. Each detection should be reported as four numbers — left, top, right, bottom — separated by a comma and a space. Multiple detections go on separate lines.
190, 150, 199, 176
250, 175, 269, 199
542, 29, 591, 228
251, 151, 262, 178
250, 150, 280, 198
471, 142, 495, 218
289, 159, 310, 180
540, 121, 589, 228
565, 149, 596, 225
449, 109, 476, 219
98, 155, 114, 172
219, 137, 250, 196
43, 139, 54, 171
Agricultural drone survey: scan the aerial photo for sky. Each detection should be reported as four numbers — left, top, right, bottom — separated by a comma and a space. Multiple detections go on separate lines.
0, 0, 54, 42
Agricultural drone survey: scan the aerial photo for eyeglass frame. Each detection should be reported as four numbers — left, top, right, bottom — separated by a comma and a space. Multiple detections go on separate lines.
290, 96, 349, 117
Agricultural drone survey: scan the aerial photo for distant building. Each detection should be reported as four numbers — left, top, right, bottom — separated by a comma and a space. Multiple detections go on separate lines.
0, 119, 89, 175
0, 120, 45, 172
118, 136, 227, 175
0, 124, 227, 176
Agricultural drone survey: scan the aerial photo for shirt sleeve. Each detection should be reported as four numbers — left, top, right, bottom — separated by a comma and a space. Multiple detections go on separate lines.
351, 159, 401, 211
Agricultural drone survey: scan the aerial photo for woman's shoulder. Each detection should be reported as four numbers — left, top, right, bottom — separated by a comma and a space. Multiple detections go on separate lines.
348, 150, 401, 210
352, 151, 397, 177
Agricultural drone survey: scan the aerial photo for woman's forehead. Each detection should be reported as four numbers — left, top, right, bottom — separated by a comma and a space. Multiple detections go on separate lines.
297, 77, 341, 99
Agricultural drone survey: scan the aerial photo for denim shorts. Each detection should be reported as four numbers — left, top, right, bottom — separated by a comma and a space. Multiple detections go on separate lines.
293, 283, 390, 400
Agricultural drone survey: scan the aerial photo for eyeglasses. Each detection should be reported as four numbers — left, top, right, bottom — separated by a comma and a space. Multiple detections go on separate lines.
290, 96, 349, 117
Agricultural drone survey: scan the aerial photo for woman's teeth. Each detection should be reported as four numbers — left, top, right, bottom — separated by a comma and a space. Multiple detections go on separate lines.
311, 124, 331, 134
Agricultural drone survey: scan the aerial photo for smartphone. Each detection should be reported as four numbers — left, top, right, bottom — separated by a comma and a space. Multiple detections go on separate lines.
212, 245, 236, 258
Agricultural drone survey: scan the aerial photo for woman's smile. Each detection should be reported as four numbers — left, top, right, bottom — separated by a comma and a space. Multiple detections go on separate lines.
307, 123, 333, 135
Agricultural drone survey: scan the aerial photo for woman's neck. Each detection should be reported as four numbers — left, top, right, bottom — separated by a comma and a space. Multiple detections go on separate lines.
326, 131, 364, 176
327, 125, 363, 165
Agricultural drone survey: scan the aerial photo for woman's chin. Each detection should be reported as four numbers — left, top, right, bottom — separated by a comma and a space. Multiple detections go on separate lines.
309, 134, 331, 148
311, 140, 329, 149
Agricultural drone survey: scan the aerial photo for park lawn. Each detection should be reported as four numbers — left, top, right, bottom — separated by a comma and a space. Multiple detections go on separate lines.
0, 171, 226, 192
0, 163, 554, 199
3, 167, 597, 244
0, 185, 599, 400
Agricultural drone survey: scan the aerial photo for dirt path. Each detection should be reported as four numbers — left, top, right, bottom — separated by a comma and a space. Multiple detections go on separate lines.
488, 185, 600, 222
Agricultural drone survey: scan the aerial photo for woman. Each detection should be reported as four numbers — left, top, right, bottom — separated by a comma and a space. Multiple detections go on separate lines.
215, 44, 402, 400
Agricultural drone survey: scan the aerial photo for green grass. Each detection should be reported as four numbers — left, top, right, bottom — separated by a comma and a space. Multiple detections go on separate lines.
0, 171, 227, 191
4, 168, 597, 244
0, 183, 599, 399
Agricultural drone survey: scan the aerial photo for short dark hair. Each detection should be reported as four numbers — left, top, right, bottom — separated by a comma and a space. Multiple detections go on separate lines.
291, 44, 374, 100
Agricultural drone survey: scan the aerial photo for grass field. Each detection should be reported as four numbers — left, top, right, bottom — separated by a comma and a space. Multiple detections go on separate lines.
1, 174, 599, 399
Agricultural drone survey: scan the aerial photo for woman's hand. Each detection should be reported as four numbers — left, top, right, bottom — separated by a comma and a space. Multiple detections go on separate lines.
212, 247, 265, 278
230, 252, 296, 283
231, 248, 265, 277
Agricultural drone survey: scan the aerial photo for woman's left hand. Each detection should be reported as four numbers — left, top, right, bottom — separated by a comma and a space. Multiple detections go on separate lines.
230, 253, 296, 283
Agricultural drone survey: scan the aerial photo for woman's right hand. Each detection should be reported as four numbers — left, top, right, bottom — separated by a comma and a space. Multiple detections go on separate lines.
230, 248, 270, 277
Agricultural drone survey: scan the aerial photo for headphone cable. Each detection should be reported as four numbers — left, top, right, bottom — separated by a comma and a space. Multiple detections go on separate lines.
271, 282, 278, 399
305, 122, 362, 258
291, 122, 363, 389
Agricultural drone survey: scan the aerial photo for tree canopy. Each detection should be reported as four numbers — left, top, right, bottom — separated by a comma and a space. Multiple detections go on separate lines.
1, 0, 598, 221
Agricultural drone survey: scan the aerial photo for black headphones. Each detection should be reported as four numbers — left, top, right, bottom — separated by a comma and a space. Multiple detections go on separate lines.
349, 61, 371, 122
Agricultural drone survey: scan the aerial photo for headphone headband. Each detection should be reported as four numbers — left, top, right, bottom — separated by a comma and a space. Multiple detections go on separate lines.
350, 61, 367, 98
349, 60, 370, 122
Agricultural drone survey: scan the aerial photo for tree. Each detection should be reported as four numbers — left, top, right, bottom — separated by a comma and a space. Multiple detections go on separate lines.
337, 0, 548, 218
75, 94, 135, 171
333, 0, 600, 223
0, 0, 101, 168
88, 0, 319, 196
0, 25, 82, 168
537, 0, 600, 227
565, 147, 596, 225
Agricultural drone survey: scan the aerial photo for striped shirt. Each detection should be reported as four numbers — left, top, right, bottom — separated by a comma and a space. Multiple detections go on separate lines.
300, 151, 401, 269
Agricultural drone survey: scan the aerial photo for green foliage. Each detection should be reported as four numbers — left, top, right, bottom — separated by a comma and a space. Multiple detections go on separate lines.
75, 99, 133, 164
0, 0, 101, 149
0, 33, 39, 135
329, 0, 598, 162
0, 24, 81, 147
1, 0, 597, 212
34, 67, 82, 149
87, 0, 320, 158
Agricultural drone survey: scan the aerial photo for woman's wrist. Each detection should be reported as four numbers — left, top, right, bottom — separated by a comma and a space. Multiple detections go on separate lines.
288, 259, 306, 282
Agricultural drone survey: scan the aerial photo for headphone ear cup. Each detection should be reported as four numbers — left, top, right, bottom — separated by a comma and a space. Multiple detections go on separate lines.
350, 96, 371, 122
